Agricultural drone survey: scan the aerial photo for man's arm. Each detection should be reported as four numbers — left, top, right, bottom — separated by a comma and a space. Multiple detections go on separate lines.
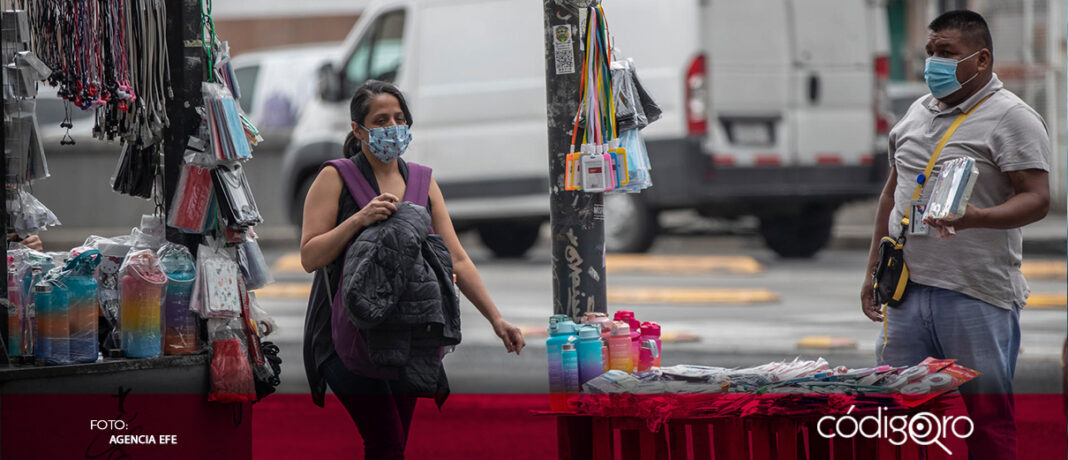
861, 167, 897, 322
926, 168, 1049, 231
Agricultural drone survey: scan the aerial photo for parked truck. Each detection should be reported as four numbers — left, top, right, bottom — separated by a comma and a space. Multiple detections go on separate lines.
282, 0, 892, 258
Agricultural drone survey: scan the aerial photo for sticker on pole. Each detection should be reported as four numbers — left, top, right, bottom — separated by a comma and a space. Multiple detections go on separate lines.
552, 25, 575, 75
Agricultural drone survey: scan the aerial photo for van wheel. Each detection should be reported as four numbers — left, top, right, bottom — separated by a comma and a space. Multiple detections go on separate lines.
478, 222, 541, 258
290, 175, 316, 229
604, 194, 657, 253
758, 204, 836, 258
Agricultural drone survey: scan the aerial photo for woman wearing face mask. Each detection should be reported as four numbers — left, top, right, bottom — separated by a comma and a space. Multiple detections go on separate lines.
299, 80, 526, 459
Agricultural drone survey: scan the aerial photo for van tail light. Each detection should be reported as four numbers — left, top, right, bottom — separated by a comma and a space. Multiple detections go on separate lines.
874, 54, 891, 135
686, 54, 708, 136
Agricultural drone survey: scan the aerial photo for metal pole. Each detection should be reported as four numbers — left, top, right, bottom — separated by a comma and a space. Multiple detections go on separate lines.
0, 10, 9, 368
163, 0, 204, 252
543, 1, 607, 322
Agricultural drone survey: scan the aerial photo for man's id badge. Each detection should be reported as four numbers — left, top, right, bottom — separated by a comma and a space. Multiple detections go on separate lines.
909, 200, 929, 235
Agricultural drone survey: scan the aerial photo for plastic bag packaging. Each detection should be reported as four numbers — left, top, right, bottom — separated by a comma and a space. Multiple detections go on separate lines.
192, 244, 241, 318
61, 249, 102, 363
84, 235, 133, 356
9, 247, 54, 359
202, 82, 253, 162
611, 60, 648, 132
208, 318, 257, 403
925, 157, 979, 222
131, 214, 167, 250
168, 163, 214, 233
212, 163, 262, 227
611, 129, 652, 193
629, 59, 661, 126
237, 238, 274, 291
248, 292, 277, 337
158, 244, 199, 355
9, 189, 60, 237
119, 249, 167, 358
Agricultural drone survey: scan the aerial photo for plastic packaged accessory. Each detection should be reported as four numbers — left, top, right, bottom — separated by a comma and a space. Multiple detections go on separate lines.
202, 82, 253, 162
168, 163, 215, 233
119, 249, 168, 358
208, 318, 257, 403
924, 157, 979, 223
9, 189, 60, 237
158, 244, 199, 355
211, 163, 262, 227
237, 237, 274, 291
192, 244, 241, 318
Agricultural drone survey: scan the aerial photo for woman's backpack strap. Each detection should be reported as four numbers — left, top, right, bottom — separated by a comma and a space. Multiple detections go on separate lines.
403, 162, 433, 208
322, 159, 377, 208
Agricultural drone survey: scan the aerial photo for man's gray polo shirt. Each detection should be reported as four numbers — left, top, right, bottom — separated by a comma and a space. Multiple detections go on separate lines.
887, 74, 1051, 310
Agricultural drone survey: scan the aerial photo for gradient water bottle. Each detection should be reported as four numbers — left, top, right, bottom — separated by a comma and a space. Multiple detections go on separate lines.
576, 325, 604, 385
546, 318, 578, 410
159, 245, 198, 355
7, 265, 20, 358
561, 343, 580, 398
120, 251, 167, 358
640, 321, 662, 368
20, 266, 42, 360
608, 321, 633, 373
65, 250, 102, 364
36, 281, 70, 365
614, 311, 641, 372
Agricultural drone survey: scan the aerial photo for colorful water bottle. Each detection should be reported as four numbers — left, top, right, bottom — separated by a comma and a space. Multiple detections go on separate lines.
7, 263, 21, 358
576, 325, 604, 385
546, 317, 578, 410
64, 250, 102, 364
159, 245, 198, 355
561, 343, 580, 396
35, 281, 70, 365
608, 321, 633, 373
614, 311, 641, 372
120, 250, 167, 358
582, 314, 611, 371
640, 321, 662, 368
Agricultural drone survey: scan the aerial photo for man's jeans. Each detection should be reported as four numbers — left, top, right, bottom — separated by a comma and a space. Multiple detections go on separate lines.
876, 282, 1021, 460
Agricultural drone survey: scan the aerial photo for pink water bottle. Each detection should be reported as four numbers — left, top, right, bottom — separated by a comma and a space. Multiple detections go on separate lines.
608, 321, 633, 373
582, 313, 611, 371
614, 311, 641, 372
640, 322, 662, 368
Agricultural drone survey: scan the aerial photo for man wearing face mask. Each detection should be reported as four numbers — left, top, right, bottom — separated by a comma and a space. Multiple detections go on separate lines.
860, 10, 1050, 459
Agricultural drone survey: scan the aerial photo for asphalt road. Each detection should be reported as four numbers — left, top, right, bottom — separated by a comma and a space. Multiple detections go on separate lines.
256, 228, 1066, 396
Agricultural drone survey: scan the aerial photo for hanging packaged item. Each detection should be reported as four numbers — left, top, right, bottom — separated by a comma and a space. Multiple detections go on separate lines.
9, 189, 60, 237
192, 244, 241, 319
237, 237, 274, 291
207, 318, 257, 403
61, 249, 103, 364
212, 163, 262, 227
202, 82, 253, 161
119, 249, 168, 358
168, 164, 215, 233
158, 244, 199, 355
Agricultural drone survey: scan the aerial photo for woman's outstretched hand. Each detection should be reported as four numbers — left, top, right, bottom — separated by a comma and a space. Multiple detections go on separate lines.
492, 318, 526, 355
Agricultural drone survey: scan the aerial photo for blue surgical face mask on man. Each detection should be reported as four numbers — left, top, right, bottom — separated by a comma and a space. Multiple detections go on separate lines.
924, 50, 982, 99
360, 124, 412, 163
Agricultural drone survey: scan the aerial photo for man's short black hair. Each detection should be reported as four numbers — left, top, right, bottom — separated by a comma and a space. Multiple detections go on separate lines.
929, 10, 994, 54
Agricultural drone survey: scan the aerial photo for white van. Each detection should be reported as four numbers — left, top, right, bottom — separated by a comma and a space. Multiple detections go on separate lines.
282, 0, 890, 258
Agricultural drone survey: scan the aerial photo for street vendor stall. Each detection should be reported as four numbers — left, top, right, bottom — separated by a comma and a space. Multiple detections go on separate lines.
0, 1, 279, 456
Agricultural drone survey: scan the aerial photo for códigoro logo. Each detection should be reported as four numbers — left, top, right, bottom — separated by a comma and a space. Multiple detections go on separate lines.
817, 405, 974, 455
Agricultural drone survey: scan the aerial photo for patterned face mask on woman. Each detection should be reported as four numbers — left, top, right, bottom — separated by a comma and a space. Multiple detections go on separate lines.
360, 124, 413, 163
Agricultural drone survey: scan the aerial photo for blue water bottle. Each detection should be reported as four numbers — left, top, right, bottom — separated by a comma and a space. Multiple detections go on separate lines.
576, 325, 604, 386
64, 250, 102, 364
546, 317, 578, 410
561, 343, 580, 396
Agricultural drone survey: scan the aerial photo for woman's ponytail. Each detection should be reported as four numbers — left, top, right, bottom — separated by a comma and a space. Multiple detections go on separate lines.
343, 131, 361, 158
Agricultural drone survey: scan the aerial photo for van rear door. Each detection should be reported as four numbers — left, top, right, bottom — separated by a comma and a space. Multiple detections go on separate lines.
703, 0, 792, 167
786, 0, 875, 166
